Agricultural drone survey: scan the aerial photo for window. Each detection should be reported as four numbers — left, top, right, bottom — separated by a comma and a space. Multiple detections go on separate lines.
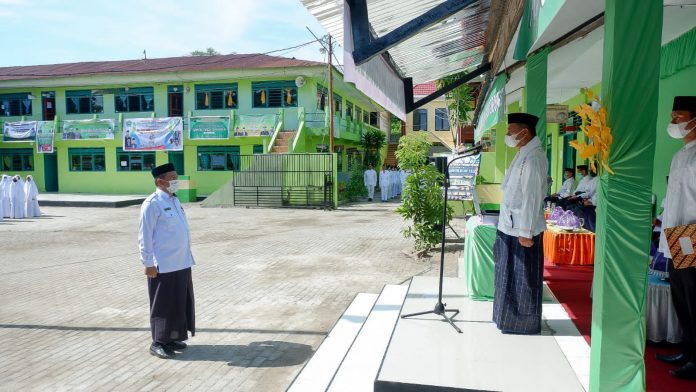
369, 112, 379, 127
69, 148, 105, 171
66, 90, 104, 114
317, 85, 341, 114
346, 102, 353, 119
0, 93, 32, 117
413, 109, 428, 131
334, 95, 342, 115
115, 87, 154, 112
435, 108, 450, 131
0, 148, 34, 171
197, 146, 240, 171
253, 144, 264, 154
252, 81, 297, 108
195, 84, 238, 110
116, 148, 156, 172
356, 107, 363, 123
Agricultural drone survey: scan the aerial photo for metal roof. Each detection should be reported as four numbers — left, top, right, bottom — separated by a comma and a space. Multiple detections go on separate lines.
302, 0, 490, 85
0, 54, 323, 82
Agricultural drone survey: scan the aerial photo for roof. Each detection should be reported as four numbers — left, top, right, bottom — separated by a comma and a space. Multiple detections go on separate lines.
413, 82, 438, 96
0, 54, 324, 82
427, 130, 456, 151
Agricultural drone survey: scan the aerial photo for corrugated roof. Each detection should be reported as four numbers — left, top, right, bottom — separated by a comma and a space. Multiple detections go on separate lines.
0, 54, 323, 81
302, 0, 491, 84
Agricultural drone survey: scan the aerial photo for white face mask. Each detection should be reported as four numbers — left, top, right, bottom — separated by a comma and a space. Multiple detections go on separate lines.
505, 134, 520, 148
667, 119, 696, 139
166, 180, 179, 194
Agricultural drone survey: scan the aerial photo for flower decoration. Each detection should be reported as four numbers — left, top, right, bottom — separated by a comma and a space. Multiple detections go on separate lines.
568, 88, 615, 175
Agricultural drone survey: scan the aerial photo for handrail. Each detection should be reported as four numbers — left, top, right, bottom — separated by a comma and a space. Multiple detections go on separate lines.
267, 109, 285, 152
291, 119, 305, 153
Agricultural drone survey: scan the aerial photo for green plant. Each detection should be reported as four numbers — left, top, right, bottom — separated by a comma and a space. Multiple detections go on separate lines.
361, 127, 386, 167
436, 73, 475, 143
395, 133, 452, 252
343, 166, 368, 202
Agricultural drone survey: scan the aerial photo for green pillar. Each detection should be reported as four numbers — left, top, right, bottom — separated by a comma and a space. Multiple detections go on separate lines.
590, 1, 662, 391
525, 47, 550, 148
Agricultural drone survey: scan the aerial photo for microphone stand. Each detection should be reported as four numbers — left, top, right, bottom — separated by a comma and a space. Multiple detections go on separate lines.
400, 144, 483, 333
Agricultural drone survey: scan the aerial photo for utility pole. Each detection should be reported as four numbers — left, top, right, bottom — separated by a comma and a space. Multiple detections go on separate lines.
327, 34, 334, 153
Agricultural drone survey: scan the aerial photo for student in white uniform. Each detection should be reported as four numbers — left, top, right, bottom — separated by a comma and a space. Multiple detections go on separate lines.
363, 164, 377, 201
24, 175, 41, 217
545, 168, 575, 204
655, 96, 696, 380
379, 166, 390, 202
9, 175, 26, 219
1, 175, 11, 218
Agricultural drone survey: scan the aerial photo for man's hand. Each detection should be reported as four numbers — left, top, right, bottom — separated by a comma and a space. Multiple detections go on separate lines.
145, 266, 158, 278
583, 199, 593, 206
518, 236, 534, 248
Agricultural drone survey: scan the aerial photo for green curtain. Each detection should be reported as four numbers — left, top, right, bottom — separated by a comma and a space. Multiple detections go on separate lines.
463, 218, 497, 300
525, 47, 550, 149
660, 26, 696, 79
590, 1, 663, 391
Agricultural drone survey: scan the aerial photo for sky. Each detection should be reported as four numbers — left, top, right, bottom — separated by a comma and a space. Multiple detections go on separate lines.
0, 0, 338, 67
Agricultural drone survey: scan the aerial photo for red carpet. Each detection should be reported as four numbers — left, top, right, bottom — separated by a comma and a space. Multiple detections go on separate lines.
543, 262, 691, 392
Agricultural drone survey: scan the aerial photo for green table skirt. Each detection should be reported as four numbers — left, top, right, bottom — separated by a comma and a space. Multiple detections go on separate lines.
464, 217, 497, 301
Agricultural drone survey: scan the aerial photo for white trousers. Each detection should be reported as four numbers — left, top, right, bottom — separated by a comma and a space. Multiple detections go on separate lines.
367, 186, 375, 200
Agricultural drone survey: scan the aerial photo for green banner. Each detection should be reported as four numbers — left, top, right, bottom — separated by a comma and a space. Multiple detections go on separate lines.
62, 118, 115, 140
514, 0, 567, 61
475, 74, 507, 142
234, 114, 277, 137
36, 121, 56, 153
525, 47, 549, 149
590, 1, 662, 390
189, 116, 230, 140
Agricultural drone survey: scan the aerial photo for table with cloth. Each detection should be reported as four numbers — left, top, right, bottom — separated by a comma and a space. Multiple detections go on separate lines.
543, 225, 595, 265
462, 215, 498, 301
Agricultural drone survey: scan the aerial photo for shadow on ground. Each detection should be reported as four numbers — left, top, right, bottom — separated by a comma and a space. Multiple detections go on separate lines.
174, 340, 314, 367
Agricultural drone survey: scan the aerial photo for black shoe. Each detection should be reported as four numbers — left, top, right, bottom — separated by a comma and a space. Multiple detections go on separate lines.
656, 352, 690, 366
166, 341, 188, 351
368, 198, 372, 201
150, 342, 175, 359
670, 362, 696, 380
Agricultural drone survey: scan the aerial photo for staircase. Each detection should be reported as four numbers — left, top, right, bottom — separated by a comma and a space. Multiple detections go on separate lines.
271, 130, 297, 153
287, 284, 409, 392
382, 143, 398, 167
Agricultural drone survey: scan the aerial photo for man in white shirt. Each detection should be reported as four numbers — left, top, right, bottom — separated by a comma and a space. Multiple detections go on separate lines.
379, 166, 390, 202
655, 96, 696, 380
545, 168, 576, 205
363, 164, 377, 201
493, 113, 548, 335
139, 163, 196, 359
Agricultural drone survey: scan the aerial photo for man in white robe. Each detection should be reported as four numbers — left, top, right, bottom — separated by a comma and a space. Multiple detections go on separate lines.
1, 175, 11, 218
493, 113, 548, 335
655, 96, 696, 380
24, 175, 41, 217
379, 167, 390, 202
10, 175, 26, 219
363, 164, 377, 201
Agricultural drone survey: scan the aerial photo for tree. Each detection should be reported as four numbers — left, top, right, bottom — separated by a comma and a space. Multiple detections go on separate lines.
436, 72, 475, 144
190, 48, 221, 56
395, 133, 452, 252
361, 127, 386, 167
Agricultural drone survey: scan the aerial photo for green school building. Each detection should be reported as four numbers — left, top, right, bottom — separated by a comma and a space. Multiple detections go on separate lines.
0, 54, 387, 197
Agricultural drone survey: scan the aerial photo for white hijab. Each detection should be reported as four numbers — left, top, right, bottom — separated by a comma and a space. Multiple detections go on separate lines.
24, 175, 39, 199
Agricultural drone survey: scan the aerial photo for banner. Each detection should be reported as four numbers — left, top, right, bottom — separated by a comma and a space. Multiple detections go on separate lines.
234, 114, 277, 137
36, 121, 56, 153
474, 74, 507, 142
3, 121, 37, 142
123, 117, 183, 151
62, 118, 115, 140
447, 153, 481, 201
189, 116, 230, 140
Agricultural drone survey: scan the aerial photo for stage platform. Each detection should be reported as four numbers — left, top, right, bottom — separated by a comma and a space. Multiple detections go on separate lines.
287, 277, 589, 392
38, 193, 148, 208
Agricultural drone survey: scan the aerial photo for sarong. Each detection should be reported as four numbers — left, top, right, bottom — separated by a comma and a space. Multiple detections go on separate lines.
492, 230, 544, 334
148, 267, 195, 343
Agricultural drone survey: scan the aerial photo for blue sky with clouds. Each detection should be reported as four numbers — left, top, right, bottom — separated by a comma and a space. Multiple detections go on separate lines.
0, 0, 335, 67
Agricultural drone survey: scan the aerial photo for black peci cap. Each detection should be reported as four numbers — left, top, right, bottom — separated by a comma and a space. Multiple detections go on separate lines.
673, 96, 696, 112
507, 112, 539, 128
151, 163, 176, 178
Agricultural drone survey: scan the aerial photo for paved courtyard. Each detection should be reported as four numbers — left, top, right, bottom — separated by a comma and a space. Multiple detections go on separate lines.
0, 201, 463, 391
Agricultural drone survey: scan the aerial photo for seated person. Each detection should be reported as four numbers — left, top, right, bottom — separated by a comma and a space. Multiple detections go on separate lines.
569, 192, 597, 232
559, 164, 597, 208
545, 168, 576, 204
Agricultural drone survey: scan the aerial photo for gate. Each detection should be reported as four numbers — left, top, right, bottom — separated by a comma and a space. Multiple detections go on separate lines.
233, 154, 334, 208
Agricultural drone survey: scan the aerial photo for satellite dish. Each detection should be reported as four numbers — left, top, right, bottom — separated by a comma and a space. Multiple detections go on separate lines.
295, 76, 306, 88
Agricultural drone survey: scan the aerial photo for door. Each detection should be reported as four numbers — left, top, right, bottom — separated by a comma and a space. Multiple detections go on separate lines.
44, 153, 59, 192
42, 91, 56, 121
169, 151, 185, 175
562, 133, 577, 171
168, 92, 183, 117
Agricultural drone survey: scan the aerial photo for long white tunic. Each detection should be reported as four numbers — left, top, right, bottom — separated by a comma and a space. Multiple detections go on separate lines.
9, 179, 26, 219
24, 177, 41, 217
659, 139, 696, 257
574, 176, 593, 198
379, 170, 390, 191
363, 169, 377, 187
1, 176, 11, 217
558, 178, 575, 198
498, 137, 548, 239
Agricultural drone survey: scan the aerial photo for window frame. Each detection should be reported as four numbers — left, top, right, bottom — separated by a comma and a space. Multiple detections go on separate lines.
252, 144, 264, 154
66, 90, 104, 114
114, 87, 155, 113
197, 146, 241, 172
0, 93, 33, 117
252, 81, 298, 108
435, 108, 450, 131
116, 148, 156, 172
68, 148, 106, 172
195, 83, 238, 110
0, 148, 34, 171
413, 109, 428, 131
